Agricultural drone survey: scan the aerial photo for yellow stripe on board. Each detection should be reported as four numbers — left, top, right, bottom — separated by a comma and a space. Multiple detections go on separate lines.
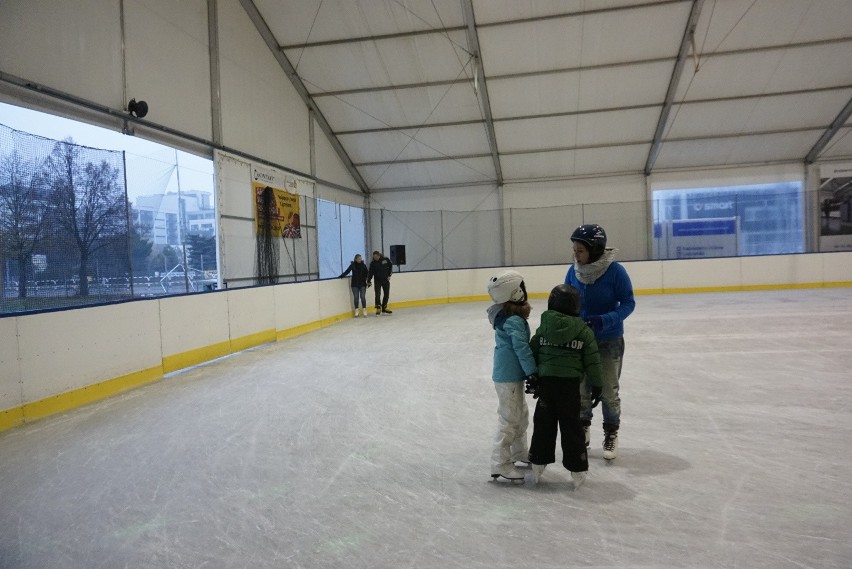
230, 329, 277, 353
0, 365, 164, 431
162, 340, 232, 374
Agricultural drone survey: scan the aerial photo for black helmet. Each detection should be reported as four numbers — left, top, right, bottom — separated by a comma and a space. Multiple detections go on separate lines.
548, 284, 581, 316
571, 224, 607, 262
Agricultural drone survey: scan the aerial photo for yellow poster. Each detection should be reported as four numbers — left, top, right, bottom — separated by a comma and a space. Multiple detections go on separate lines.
253, 182, 301, 238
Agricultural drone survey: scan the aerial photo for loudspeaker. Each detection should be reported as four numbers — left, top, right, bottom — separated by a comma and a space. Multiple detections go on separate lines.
389, 244, 406, 265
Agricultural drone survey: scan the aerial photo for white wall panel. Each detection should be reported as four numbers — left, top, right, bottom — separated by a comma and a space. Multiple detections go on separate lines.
818, 127, 852, 160
0, 0, 123, 108
741, 254, 823, 287
371, 184, 499, 212
341, 124, 490, 163
621, 260, 663, 292
314, 83, 481, 132
227, 286, 276, 340
392, 271, 449, 303
313, 118, 362, 195
501, 145, 646, 181
655, 132, 822, 170
217, 0, 310, 171
274, 281, 320, 330
823, 252, 852, 282
649, 163, 805, 192
0, 318, 21, 411
159, 293, 230, 358
662, 257, 742, 290
666, 90, 852, 139
359, 158, 495, 190
480, 3, 687, 75
316, 280, 353, 319
284, 31, 469, 92
504, 175, 645, 208
18, 301, 162, 403
124, 0, 212, 141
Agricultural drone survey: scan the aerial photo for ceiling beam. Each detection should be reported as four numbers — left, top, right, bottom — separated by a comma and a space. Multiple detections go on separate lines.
280, 26, 466, 50
805, 95, 852, 163
644, 0, 704, 176
461, 0, 502, 184
238, 0, 370, 193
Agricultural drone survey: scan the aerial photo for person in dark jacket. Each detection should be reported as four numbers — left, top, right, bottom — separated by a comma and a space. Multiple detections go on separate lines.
339, 254, 369, 317
367, 250, 393, 316
527, 284, 602, 488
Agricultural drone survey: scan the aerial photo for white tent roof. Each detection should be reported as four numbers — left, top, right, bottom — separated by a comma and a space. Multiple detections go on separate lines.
243, 0, 852, 192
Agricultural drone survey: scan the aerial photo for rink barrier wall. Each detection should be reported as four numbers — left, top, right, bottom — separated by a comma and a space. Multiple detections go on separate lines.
1, 252, 851, 432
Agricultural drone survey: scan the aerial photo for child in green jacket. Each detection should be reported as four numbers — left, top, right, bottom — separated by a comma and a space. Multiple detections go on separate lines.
527, 284, 602, 489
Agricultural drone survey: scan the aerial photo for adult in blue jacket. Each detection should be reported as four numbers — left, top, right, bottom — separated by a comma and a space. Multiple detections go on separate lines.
565, 224, 635, 460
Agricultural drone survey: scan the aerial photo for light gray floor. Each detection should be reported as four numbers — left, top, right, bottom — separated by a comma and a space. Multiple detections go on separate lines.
1, 288, 851, 569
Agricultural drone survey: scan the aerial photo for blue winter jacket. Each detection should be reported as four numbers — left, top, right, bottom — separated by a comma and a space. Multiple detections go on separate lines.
487, 305, 537, 382
565, 262, 635, 342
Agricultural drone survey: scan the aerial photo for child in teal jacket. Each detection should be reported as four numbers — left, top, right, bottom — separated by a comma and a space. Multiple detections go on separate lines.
486, 270, 537, 482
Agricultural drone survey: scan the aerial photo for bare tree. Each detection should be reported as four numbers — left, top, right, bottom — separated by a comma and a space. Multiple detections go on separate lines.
0, 151, 48, 298
43, 139, 127, 297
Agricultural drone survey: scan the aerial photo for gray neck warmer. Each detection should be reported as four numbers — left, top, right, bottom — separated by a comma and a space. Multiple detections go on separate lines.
574, 248, 617, 284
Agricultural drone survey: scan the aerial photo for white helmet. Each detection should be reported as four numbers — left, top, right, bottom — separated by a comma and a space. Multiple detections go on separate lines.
487, 270, 528, 304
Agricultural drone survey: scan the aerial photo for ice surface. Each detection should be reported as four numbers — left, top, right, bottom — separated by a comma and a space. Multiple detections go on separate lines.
1, 288, 851, 568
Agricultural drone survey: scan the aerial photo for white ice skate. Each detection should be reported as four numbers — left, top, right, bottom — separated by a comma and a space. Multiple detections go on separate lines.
491, 466, 525, 483
531, 464, 546, 484
603, 431, 618, 460
571, 471, 587, 489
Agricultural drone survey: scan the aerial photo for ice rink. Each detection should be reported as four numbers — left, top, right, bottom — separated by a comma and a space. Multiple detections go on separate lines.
1, 287, 851, 568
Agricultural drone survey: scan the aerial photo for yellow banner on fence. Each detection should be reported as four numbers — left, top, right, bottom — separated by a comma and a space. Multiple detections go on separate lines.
253, 182, 301, 238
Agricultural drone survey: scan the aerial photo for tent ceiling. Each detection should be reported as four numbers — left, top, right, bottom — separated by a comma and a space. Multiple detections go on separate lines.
245, 0, 852, 193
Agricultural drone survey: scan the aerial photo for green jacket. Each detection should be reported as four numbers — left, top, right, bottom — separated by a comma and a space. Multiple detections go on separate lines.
530, 310, 603, 387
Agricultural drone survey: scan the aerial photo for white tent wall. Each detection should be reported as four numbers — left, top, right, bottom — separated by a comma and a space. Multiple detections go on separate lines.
368, 185, 502, 271
216, 0, 309, 172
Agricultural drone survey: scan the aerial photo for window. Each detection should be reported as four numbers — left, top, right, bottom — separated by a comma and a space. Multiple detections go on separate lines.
652, 182, 804, 259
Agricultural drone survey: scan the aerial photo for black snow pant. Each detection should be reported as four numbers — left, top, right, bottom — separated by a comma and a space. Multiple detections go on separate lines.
528, 376, 588, 473
374, 279, 390, 309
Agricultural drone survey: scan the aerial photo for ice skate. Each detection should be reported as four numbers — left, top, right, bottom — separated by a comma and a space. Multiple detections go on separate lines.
353, 309, 359, 318
530, 464, 546, 484
359, 308, 365, 317
382, 307, 393, 314
513, 460, 531, 469
375, 307, 381, 316
571, 471, 587, 489
603, 431, 618, 460
490, 465, 525, 483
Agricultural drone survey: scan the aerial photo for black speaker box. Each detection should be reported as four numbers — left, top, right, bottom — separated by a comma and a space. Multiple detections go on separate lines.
389, 244, 406, 265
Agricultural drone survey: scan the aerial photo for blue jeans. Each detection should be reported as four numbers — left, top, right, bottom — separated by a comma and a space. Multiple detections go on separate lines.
580, 337, 624, 429
352, 286, 367, 309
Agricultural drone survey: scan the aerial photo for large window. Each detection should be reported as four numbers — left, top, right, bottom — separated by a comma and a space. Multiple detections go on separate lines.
0, 102, 216, 313
652, 182, 804, 259
317, 200, 366, 279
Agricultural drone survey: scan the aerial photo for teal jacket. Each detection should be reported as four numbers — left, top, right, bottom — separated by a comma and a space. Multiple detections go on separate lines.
488, 304, 537, 382
530, 310, 602, 387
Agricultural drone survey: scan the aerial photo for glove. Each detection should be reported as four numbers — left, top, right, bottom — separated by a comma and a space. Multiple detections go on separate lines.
590, 385, 603, 408
585, 315, 603, 333
524, 374, 540, 399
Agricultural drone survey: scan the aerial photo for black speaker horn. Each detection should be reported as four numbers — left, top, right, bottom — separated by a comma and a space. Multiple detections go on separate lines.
389, 244, 406, 266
